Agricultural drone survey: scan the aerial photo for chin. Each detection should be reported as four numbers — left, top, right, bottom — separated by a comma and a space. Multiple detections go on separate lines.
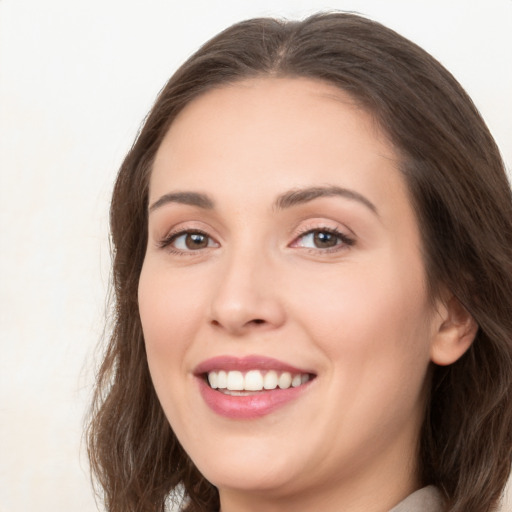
192, 448, 303, 494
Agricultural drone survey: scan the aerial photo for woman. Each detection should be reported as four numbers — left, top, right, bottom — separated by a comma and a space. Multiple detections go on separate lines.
87, 13, 512, 512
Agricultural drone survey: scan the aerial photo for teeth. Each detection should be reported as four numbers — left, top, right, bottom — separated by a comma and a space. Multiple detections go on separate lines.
207, 369, 311, 392
263, 370, 278, 390
217, 370, 227, 389
208, 371, 218, 389
278, 372, 292, 389
245, 370, 264, 391
291, 374, 302, 387
226, 371, 244, 391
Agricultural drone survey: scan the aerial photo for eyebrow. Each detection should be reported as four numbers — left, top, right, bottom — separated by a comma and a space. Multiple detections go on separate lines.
148, 185, 378, 215
274, 186, 378, 215
149, 191, 214, 212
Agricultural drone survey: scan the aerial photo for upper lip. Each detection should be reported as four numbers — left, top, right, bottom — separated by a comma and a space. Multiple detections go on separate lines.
194, 355, 314, 375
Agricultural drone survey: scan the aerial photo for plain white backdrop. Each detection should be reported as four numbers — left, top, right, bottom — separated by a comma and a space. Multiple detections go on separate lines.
0, 1, 511, 511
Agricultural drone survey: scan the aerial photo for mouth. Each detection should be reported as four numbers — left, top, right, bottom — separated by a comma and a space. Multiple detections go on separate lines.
194, 355, 316, 418
205, 369, 312, 395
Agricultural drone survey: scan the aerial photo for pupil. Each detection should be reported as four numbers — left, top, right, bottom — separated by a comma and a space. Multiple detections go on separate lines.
186, 233, 208, 249
314, 231, 337, 248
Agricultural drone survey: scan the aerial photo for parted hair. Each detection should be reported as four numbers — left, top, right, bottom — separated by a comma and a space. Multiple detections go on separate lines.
87, 12, 512, 512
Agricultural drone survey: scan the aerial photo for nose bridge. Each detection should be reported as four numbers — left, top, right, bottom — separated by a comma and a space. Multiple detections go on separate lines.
209, 238, 284, 334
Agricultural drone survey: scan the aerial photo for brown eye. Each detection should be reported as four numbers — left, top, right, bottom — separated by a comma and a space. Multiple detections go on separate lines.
185, 233, 209, 249
167, 231, 218, 251
292, 228, 355, 251
313, 231, 338, 248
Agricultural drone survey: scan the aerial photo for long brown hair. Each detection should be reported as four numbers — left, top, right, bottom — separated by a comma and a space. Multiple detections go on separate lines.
87, 13, 512, 512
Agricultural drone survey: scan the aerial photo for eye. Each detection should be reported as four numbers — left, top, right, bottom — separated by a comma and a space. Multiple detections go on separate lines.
292, 228, 354, 250
160, 230, 219, 252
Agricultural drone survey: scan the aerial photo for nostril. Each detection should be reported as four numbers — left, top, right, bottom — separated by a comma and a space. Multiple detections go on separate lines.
209, 316, 273, 332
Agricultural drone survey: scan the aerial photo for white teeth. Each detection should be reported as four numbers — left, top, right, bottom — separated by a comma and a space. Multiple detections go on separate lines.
208, 372, 218, 389
263, 370, 278, 390
206, 369, 311, 392
217, 370, 227, 389
226, 371, 244, 391
245, 370, 264, 391
291, 374, 302, 387
278, 372, 292, 389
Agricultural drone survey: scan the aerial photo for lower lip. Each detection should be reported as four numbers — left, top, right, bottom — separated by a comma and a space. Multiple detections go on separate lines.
198, 378, 311, 419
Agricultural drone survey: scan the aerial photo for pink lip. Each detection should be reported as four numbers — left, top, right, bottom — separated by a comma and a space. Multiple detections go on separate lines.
194, 355, 315, 420
194, 355, 311, 375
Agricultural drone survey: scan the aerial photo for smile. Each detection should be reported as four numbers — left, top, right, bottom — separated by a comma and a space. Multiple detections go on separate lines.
195, 356, 316, 418
207, 369, 311, 393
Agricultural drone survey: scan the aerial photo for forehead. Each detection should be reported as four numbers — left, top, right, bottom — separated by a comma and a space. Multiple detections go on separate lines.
150, 77, 407, 217
155, 77, 390, 163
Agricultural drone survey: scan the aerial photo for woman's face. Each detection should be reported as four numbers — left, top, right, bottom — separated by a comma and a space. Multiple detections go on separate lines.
139, 78, 444, 508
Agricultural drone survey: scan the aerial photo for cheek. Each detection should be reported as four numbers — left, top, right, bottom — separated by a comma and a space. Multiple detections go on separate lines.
302, 264, 432, 430
138, 262, 204, 394
139, 262, 204, 344
137, 263, 206, 431
290, 252, 433, 374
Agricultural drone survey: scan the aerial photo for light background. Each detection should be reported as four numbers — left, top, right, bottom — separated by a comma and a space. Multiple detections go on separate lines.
0, 1, 511, 511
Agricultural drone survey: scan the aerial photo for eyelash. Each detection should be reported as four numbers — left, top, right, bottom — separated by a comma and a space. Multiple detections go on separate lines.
291, 226, 355, 253
158, 229, 218, 255
158, 226, 355, 255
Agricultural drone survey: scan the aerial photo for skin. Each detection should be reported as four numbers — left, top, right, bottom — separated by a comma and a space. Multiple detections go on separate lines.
138, 77, 475, 512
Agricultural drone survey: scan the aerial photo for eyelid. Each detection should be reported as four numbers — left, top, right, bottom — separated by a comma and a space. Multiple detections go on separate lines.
157, 224, 220, 254
154, 219, 355, 254
289, 222, 356, 251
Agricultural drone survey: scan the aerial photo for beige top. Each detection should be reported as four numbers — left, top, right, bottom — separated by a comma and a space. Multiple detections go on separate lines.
389, 486, 444, 512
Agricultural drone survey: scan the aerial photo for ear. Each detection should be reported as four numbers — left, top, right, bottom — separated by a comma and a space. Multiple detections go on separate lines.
430, 295, 478, 366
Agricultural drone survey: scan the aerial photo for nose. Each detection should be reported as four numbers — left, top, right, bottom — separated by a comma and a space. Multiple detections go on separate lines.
208, 250, 286, 336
